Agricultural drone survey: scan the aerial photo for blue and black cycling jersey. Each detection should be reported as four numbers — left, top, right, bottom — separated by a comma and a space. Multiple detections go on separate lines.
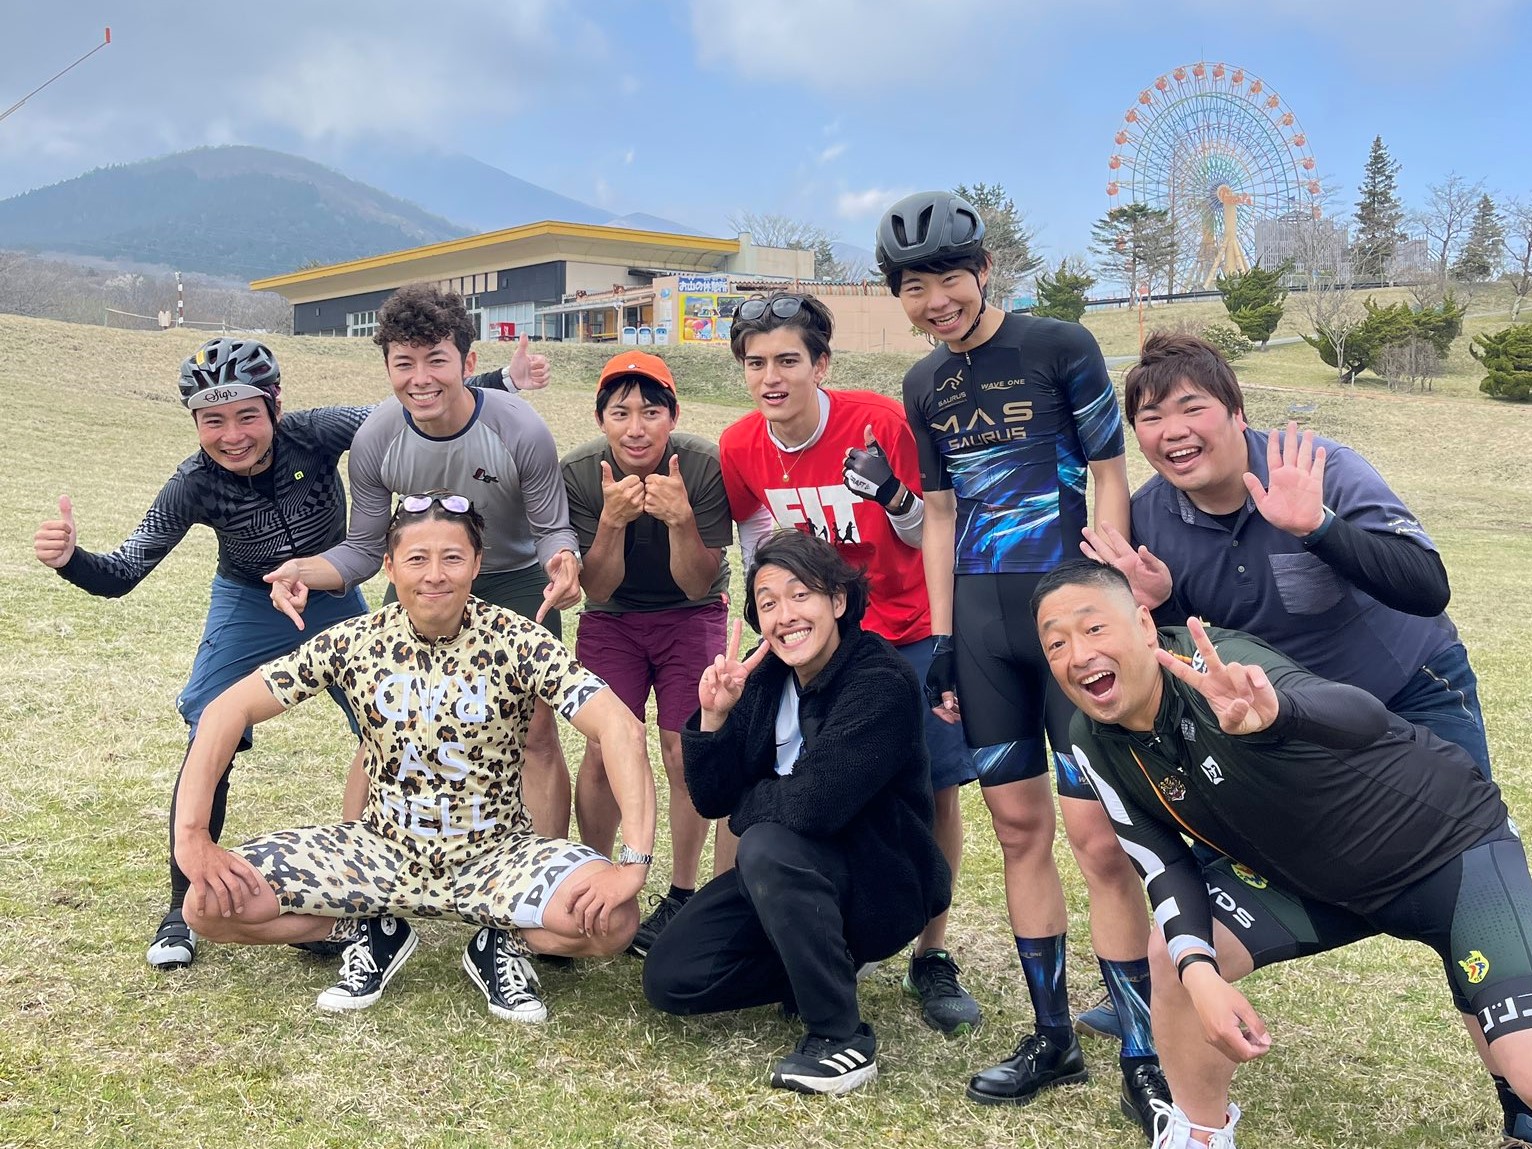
902, 313, 1124, 574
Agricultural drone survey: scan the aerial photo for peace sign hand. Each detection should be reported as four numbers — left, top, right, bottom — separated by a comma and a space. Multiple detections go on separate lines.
1245, 421, 1327, 537
698, 618, 769, 730
1155, 617, 1280, 736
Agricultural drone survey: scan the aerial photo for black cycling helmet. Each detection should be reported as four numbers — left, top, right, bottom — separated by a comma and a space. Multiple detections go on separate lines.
179, 338, 281, 415
874, 191, 986, 278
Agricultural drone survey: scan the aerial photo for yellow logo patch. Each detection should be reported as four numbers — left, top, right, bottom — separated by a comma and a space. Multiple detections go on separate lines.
1231, 863, 1268, 890
1459, 950, 1490, 984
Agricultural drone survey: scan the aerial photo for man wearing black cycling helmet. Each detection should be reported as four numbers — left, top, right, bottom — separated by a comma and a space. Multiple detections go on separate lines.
33, 337, 517, 973
878, 191, 1167, 1137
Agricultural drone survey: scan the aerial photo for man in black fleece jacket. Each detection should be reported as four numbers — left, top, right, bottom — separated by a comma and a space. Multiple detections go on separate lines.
643, 529, 950, 1096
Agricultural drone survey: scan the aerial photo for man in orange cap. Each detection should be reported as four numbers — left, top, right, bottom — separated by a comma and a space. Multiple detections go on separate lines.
560, 351, 734, 956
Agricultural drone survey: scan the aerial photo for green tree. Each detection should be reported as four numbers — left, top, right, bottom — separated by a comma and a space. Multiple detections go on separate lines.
1352, 136, 1406, 281
1031, 258, 1095, 322
1304, 295, 1466, 383
1090, 203, 1176, 297
1451, 194, 1504, 283
953, 182, 1041, 305
1215, 262, 1291, 349
1471, 324, 1532, 401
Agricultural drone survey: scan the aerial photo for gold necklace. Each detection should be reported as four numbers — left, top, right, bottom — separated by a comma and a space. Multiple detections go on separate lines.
773, 441, 807, 484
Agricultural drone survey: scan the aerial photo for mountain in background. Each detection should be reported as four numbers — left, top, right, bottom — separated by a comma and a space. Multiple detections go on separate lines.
333, 149, 706, 237
0, 146, 469, 280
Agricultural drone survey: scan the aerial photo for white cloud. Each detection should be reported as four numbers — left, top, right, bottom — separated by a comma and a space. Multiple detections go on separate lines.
624, 148, 636, 165
837, 186, 906, 220
818, 142, 847, 164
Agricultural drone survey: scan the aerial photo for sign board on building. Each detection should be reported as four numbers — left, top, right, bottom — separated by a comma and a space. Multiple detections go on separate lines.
680, 293, 747, 344
677, 274, 730, 294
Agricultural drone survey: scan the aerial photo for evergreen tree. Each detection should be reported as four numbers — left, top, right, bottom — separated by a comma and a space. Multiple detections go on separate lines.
953, 182, 1041, 305
1472, 325, 1532, 401
1216, 262, 1291, 349
1090, 203, 1177, 296
1352, 136, 1406, 281
1031, 259, 1095, 322
1451, 194, 1504, 282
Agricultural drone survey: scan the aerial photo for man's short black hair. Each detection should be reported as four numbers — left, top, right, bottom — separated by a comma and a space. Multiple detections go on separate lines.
886, 250, 990, 297
1123, 331, 1246, 424
385, 489, 486, 557
729, 292, 834, 365
1029, 558, 1135, 619
596, 375, 678, 419
376, 283, 477, 359
744, 529, 868, 634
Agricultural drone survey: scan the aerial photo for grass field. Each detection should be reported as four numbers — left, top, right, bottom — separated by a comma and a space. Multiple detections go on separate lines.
2, 302, 1531, 1148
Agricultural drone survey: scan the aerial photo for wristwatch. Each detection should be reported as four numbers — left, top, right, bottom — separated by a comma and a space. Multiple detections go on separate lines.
616, 844, 653, 867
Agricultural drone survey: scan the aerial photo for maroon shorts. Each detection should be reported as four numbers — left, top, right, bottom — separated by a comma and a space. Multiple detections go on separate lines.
575, 601, 727, 731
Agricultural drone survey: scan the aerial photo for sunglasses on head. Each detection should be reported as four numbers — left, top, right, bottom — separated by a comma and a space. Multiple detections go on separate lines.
735, 295, 809, 323
395, 492, 472, 516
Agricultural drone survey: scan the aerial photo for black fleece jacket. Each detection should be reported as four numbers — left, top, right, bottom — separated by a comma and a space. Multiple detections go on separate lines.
682, 624, 951, 961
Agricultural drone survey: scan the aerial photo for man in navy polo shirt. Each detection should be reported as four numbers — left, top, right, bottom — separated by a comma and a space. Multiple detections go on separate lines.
1084, 330, 1490, 780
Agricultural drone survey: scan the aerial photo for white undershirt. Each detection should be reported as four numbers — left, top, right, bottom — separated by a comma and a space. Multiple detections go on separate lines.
773, 677, 804, 776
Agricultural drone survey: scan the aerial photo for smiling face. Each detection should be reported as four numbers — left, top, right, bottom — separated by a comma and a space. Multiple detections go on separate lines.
386, 337, 478, 436
1131, 381, 1251, 514
194, 399, 275, 475
1036, 580, 1164, 732
383, 516, 482, 639
740, 327, 829, 448
896, 263, 989, 349
597, 381, 677, 477
750, 562, 845, 686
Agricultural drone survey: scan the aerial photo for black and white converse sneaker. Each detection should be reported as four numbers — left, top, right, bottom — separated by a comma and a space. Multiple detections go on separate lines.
770, 1023, 879, 1095
146, 907, 198, 970
315, 916, 417, 1012
462, 927, 547, 1023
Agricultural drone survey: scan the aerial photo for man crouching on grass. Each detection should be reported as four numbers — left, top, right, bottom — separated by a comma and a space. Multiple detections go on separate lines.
1032, 558, 1532, 1148
175, 491, 656, 1023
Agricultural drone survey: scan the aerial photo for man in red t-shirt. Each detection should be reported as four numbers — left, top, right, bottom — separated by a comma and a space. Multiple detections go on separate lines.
717, 292, 981, 1037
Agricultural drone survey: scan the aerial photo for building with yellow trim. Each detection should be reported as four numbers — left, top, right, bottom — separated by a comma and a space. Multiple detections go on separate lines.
250, 220, 929, 353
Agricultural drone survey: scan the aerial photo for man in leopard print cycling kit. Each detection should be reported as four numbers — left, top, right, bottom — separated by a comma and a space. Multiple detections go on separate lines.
174, 492, 656, 1023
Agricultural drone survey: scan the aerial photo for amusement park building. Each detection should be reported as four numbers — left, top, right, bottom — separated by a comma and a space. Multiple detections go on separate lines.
249, 221, 929, 354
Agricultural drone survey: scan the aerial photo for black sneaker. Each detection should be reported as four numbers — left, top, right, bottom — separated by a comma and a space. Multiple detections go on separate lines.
965, 1030, 1089, 1106
315, 916, 418, 1012
289, 937, 351, 959
770, 1023, 878, 1095
463, 927, 547, 1023
903, 948, 982, 1036
1121, 1061, 1173, 1142
145, 907, 197, 970
628, 893, 685, 958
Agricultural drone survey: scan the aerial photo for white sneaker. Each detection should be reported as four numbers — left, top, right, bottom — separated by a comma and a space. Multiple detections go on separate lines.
146, 908, 198, 969
1150, 1099, 1242, 1148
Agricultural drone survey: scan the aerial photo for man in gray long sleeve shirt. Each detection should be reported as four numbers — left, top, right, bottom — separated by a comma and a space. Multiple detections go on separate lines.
265, 284, 582, 843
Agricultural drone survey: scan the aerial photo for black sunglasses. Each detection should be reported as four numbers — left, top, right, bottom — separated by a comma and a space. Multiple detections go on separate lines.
735, 295, 809, 322
392, 492, 473, 521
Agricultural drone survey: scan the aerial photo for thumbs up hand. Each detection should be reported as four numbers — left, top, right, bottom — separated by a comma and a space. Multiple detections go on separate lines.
508, 334, 551, 391
34, 494, 78, 569
643, 454, 693, 528
599, 459, 646, 528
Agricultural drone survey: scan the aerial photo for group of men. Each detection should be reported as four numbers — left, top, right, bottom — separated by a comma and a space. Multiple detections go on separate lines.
33, 189, 1532, 1148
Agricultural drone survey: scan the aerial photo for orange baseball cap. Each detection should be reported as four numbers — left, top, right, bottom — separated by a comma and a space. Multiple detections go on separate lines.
597, 350, 676, 396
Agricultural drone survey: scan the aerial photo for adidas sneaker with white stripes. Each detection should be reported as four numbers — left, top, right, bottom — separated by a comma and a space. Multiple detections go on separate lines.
770, 1023, 878, 1095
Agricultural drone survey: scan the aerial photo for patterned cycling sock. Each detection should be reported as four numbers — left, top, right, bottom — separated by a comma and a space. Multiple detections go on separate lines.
1015, 934, 1071, 1031
1101, 955, 1156, 1059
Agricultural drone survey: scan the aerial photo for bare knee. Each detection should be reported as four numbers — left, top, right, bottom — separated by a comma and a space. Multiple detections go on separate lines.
988, 800, 1057, 862
1068, 819, 1140, 888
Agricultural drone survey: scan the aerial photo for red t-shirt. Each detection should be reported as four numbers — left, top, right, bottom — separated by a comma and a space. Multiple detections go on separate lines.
719, 389, 931, 645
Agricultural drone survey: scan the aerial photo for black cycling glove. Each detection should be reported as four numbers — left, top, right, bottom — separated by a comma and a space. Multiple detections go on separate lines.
925, 634, 957, 710
842, 436, 901, 508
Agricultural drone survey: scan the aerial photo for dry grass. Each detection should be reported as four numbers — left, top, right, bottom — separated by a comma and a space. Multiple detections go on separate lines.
1, 309, 1530, 1147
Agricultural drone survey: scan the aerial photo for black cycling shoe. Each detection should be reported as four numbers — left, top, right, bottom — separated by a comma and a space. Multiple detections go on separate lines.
965, 1030, 1088, 1106
1120, 1060, 1173, 1142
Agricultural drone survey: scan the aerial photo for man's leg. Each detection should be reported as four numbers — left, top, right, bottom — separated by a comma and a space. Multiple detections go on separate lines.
523, 702, 572, 838
573, 738, 619, 856
1387, 641, 1493, 778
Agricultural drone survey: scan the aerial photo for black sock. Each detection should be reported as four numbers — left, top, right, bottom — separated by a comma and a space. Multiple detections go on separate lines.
1494, 1075, 1532, 1135
668, 884, 695, 903
1120, 1053, 1160, 1076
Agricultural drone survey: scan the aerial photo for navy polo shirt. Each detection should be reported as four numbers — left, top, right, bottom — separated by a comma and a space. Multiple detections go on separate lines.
1131, 427, 1460, 704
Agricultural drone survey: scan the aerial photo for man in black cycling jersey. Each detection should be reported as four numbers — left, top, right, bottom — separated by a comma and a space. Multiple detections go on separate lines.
33, 338, 522, 970
878, 190, 1165, 1135
1033, 559, 1532, 1149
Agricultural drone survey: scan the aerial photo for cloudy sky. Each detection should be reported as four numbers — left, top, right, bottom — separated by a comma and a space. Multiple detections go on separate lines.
3, 0, 1527, 258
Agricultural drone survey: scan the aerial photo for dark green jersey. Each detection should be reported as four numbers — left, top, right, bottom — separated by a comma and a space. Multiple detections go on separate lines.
1068, 626, 1505, 967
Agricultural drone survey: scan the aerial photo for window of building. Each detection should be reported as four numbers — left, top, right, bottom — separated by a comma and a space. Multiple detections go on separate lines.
347, 310, 378, 338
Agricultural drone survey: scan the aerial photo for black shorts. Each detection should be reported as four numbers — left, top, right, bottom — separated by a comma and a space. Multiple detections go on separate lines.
1201, 830, 1532, 1042
953, 572, 1089, 796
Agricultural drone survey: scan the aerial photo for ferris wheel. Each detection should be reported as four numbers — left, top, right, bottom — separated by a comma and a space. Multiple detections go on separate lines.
1106, 62, 1321, 290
